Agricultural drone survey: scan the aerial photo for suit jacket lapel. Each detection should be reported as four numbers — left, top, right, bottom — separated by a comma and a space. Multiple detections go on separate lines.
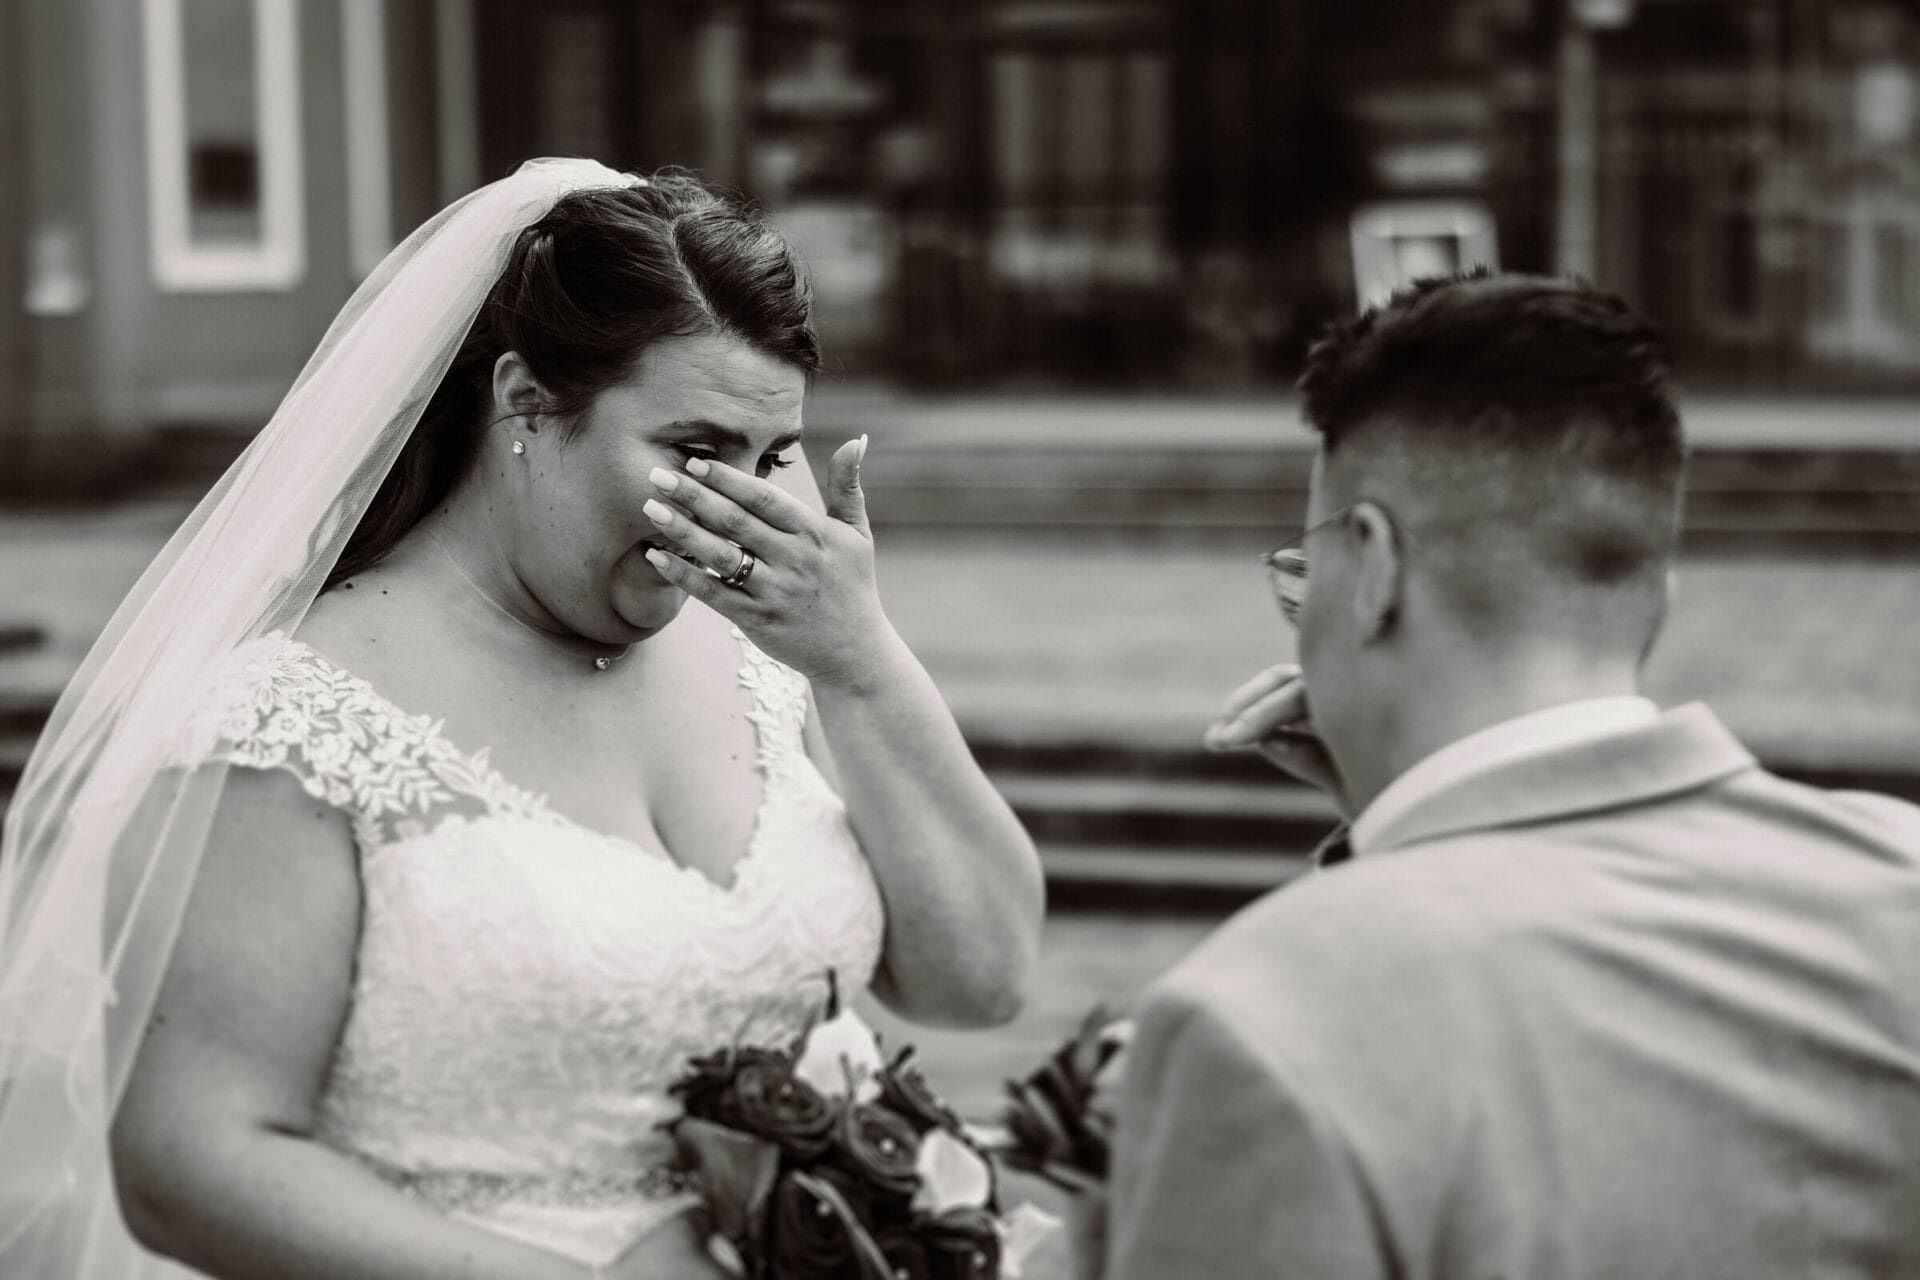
1366, 703, 1757, 854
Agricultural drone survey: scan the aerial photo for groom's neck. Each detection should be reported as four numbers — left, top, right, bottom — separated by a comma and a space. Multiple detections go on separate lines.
1358, 644, 1645, 811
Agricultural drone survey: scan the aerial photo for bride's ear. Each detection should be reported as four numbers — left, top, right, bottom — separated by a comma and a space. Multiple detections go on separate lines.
490, 351, 552, 433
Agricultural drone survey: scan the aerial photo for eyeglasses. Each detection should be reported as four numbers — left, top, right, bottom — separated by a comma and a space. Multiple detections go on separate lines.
1261, 502, 1415, 628
1261, 507, 1351, 627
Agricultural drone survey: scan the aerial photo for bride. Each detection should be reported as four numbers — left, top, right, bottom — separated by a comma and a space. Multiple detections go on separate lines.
0, 160, 1044, 1278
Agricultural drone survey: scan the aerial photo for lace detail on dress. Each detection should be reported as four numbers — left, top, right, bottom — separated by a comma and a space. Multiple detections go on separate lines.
176, 632, 554, 849
733, 626, 824, 794
379, 1162, 701, 1214
172, 626, 888, 1267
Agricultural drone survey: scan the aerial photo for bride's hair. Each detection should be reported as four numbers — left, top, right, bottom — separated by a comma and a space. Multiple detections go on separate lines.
326, 168, 818, 589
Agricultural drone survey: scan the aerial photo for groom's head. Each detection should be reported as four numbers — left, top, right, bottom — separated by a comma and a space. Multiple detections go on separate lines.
1290, 271, 1685, 807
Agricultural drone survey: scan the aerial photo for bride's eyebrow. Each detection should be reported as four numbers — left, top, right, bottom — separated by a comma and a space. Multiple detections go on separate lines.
655, 419, 803, 452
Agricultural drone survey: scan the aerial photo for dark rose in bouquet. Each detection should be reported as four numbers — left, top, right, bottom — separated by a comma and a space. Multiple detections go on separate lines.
923, 1206, 1004, 1280
832, 1102, 923, 1204
877, 1049, 965, 1136
666, 972, 1057, 1278
673, 1045, 837, 1159
735, 1056, 837, 1158
766, 1167, 892, 1279
873, 1227, 935, 1280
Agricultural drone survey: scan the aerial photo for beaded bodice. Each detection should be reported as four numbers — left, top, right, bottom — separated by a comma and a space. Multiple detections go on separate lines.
177, 630, 887, 1264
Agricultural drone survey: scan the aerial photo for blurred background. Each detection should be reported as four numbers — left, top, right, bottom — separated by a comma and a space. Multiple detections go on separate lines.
2, 0, 1918, 1151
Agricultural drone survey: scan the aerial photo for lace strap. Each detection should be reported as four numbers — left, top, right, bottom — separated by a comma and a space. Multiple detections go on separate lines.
174, 634, 548, 848
730, 628, 813, 785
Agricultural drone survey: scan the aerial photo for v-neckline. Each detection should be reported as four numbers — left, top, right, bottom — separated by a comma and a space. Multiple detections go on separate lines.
279, 635, 782, 896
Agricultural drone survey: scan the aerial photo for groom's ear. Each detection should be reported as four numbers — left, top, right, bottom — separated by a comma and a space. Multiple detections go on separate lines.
1349, 502, 1404, 643
1637, 566, 1680, 669
491, 351, 552, 431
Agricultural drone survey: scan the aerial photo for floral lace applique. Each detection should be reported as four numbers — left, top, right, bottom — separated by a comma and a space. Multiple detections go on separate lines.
732, 626, 816, 788
177, 632, 554, 850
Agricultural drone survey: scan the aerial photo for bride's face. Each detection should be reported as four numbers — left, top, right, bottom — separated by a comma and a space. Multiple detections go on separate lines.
509, 332, 807, 642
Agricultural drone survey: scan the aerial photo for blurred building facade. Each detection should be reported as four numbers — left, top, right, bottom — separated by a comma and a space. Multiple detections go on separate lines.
2, 0, 1917, 488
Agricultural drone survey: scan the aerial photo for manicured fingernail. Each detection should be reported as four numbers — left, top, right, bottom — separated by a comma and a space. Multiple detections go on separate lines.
649, 467, 678, 493
643, 499, 674, 525
686, 457, 711, 477
645, 549, 669, 569
857, 433, 870, 463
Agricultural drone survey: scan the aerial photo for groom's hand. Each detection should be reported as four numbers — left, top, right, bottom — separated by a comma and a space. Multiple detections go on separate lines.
1203, 663, 1348, 812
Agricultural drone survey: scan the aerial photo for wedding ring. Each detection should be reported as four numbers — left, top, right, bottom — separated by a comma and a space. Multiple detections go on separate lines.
719, 547, 756, 590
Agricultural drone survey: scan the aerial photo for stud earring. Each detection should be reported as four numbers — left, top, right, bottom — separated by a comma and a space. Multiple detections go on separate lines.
511, 440, 527, 456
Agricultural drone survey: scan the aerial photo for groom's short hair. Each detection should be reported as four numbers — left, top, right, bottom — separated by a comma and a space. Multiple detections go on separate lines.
1298, 271, 1685, 641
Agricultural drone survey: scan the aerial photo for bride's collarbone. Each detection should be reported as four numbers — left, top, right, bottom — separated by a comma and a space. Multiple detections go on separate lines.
299, 569, 615, 713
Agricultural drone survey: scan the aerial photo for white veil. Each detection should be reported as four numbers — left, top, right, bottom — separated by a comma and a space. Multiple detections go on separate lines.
0, 157, 641, 1277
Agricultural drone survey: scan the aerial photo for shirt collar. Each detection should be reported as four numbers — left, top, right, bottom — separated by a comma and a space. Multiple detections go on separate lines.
1350, 696, 1661, 857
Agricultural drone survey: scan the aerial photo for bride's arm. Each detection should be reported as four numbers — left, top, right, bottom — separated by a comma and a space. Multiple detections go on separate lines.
109, 769, 636, 1280
779, 455, 1045, 1030
801, 651, 1044, 1030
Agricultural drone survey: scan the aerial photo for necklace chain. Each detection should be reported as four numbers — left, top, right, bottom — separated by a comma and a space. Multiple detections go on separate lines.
427, 532, 631, 671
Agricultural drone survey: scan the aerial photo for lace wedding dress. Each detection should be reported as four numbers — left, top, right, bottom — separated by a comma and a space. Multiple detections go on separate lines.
172, 625, 887, 1269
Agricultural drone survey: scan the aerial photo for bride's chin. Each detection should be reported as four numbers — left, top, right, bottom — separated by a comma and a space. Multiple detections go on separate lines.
608, 552, 687, 634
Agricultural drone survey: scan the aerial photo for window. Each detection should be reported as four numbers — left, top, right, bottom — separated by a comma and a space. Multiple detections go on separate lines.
1349, 202, 1499, 310
1873, 221, 1916, 332
143, 0, 305, 290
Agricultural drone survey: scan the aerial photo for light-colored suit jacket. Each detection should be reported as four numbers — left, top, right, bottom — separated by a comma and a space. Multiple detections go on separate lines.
1107, 705, 1920, 1279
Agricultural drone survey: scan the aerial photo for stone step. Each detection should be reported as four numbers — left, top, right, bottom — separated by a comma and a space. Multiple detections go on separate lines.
0, 623, 46, 656
992, 770, 1337, 850
1040, 841, 1310, 913
970, 732, 1292, 785
0, 731, 34, 799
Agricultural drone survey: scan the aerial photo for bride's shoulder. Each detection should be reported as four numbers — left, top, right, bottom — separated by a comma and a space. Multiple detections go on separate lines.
181, 630, 359, 740
175, 569, 427, 762
292, 562, 423, 681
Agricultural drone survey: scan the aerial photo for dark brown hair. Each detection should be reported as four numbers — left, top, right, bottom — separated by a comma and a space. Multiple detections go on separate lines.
1298, 270, 1685, 590
325, 169, 817, 589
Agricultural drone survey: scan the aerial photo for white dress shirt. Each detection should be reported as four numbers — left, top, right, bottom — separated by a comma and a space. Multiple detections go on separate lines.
1351, 696, 1660, 855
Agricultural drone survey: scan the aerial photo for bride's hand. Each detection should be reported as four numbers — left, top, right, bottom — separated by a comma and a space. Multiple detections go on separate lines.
642, 438, 893, 691
602, 1210, 735, 1280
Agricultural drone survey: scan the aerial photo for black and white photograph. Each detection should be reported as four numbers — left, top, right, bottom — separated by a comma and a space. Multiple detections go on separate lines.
1, 1, 1917, 1277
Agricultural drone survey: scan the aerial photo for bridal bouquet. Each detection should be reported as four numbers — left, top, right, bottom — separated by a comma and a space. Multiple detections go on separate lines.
667, 976, 1057, 1279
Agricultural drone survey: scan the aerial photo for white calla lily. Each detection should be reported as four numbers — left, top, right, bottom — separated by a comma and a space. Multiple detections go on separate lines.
911, 1128, 994, 1214
997, 1202, 1064, 1279
791, 1006, 885, 1102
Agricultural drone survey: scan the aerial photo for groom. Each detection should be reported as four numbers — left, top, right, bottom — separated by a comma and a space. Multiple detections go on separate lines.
1094, 273, 1920, 1278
